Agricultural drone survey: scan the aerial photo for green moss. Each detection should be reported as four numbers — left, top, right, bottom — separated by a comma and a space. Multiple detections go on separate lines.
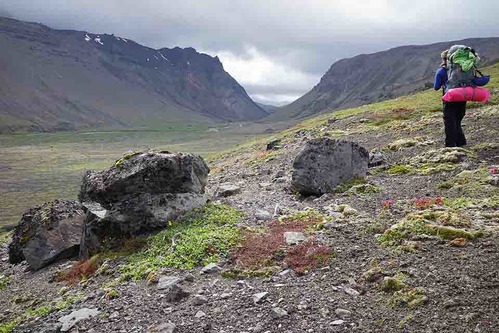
333, 177, 367, 193
0, 321, 17, 333
387, 164, 414, 175
437, 181, 454, 190
386, 138, 418, 151
0, 275, 12, 290
426, 225, 479, 240
120, 203, 243, 281
398, 314, 415, 329
390, 287, 428, 308
26, 306, 53, 317
104, 289, 120, 299
346, 183, 381, 196
381, 276, 406, 292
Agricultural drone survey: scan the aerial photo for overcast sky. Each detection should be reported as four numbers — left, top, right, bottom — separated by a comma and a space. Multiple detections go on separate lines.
1, 1, 498, 105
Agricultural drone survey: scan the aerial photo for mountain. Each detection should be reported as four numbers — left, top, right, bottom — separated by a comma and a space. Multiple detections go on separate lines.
0, 17, 267, 133
271, 37, 499, 120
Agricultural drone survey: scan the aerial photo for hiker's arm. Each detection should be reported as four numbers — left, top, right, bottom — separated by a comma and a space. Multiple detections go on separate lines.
434, 68, 446, 90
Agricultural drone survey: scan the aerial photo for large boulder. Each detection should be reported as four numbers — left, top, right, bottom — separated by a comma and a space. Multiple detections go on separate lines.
79, 151, 210, 258
291, 139, 369, 195
8, 200, 85, 270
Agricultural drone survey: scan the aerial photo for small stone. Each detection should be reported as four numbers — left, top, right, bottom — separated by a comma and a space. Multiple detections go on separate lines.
266, 139, 282, 151
215, 183, 241, 197
193, 294, 208, 305
183, 273, 195, 282
220, 293, 232, 299
279, 269, 292, 277
331, 320, 345, 326
154, 322, 177, 333
284, 231, 306, 245
109, 311, 120, 319
195, 311, 206, 318
335, 309, 352, 318
271, 307, 288, 318
165, 284, 190, 302
201, 263, 221, 274
58, 308, 99, 332
319, 307, 330, 317
343, 286, 360, 297
253, 292, 269, 304
255, 210, 272, 221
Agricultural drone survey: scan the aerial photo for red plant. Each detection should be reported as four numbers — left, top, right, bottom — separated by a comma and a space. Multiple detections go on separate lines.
414, 197, 444, 210
56, 258, 100, 285
231, 214, 330, 273
382, 199, 396, 209
284, 240, 332, 275
490, 167, 498, 175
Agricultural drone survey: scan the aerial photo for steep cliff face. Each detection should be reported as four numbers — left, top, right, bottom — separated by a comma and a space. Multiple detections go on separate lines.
272, 38, 499, 120
0, 17, 267, 133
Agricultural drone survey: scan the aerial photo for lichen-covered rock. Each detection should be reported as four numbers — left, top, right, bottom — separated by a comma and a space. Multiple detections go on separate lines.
291, 139, 369, 195
8, 200, 84, 270
79, 151, 210, 258
79, 151, 209, 204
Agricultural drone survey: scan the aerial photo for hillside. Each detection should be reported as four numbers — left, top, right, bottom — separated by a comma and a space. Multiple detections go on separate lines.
271, 37, 499, 120
0, 17, 267, 133
0, 64, 498, 332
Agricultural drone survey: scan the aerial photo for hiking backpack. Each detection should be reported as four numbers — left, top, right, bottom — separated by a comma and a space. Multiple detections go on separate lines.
445, 45, 480, 92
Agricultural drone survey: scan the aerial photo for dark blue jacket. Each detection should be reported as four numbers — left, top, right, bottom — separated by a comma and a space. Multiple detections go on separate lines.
434, 66, 448, 90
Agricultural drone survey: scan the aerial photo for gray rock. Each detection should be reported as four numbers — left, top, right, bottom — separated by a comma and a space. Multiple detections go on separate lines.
195, 311, 206, 318
291, 139, 369, 196
215, 183, 241, 197
158, 276, 182, 290
193, 294, 208, 305
165, 284, 190, 302
8, 200, 84, 270
58, 308, 99, 332
252, 292, 269, 304
266, 139, 282, 151
343, 286, 360, 297
335, 308, 352, 318
271, 307, 288, 318
220, 293, 232, 299
255, 210, 272, 221
331, 320, 345, 326
14, 323, 62, 333
154, 322, 176, 333
369, 152, 387, 167
319, 307, 330, 317
284, 231, 306, 245
201, 263, 221, 274
79, 152, 209, 258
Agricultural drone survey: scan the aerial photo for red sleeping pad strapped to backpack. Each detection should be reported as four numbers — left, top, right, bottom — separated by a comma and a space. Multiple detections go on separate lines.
442, 86, 490, 103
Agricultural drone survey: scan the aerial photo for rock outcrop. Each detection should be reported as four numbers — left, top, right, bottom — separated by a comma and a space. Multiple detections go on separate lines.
8, 200, 85, 270
291, 139, 369, 195
79, 151, 210, 258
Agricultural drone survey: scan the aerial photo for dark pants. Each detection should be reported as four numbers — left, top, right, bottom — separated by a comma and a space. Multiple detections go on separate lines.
443, 101, 467, 147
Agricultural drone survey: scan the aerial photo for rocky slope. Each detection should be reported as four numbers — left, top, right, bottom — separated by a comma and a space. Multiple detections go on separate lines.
271, 37, 499, 120
0, 65, 498, 333
0, 17, 267, 133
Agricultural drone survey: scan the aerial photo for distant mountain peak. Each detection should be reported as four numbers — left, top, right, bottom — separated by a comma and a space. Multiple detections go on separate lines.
0, 16, 267, 133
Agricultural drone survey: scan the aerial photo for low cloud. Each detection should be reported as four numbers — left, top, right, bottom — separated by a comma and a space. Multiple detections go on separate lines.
1, 0, 498, 105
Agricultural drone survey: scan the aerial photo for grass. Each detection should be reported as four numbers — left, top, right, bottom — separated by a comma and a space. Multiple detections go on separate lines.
120, 202, 243, 281
0, 125, 268, 227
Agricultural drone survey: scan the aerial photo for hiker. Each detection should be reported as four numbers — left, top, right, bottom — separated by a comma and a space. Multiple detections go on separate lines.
434, 48, 468, 147
434, 45, 489, 147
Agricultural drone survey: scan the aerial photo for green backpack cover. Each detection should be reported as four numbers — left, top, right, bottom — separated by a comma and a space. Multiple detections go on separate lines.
446, 45, 479, 92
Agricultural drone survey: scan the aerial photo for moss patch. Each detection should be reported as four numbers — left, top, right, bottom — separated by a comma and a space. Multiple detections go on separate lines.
120, 203, 243, 281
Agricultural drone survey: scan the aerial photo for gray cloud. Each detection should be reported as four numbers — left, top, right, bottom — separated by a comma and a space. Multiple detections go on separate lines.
1, 0, 498, 105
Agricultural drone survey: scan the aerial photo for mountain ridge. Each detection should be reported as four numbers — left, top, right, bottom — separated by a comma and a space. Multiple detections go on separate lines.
0, 17, 267, 133
270, 37, 499, 121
